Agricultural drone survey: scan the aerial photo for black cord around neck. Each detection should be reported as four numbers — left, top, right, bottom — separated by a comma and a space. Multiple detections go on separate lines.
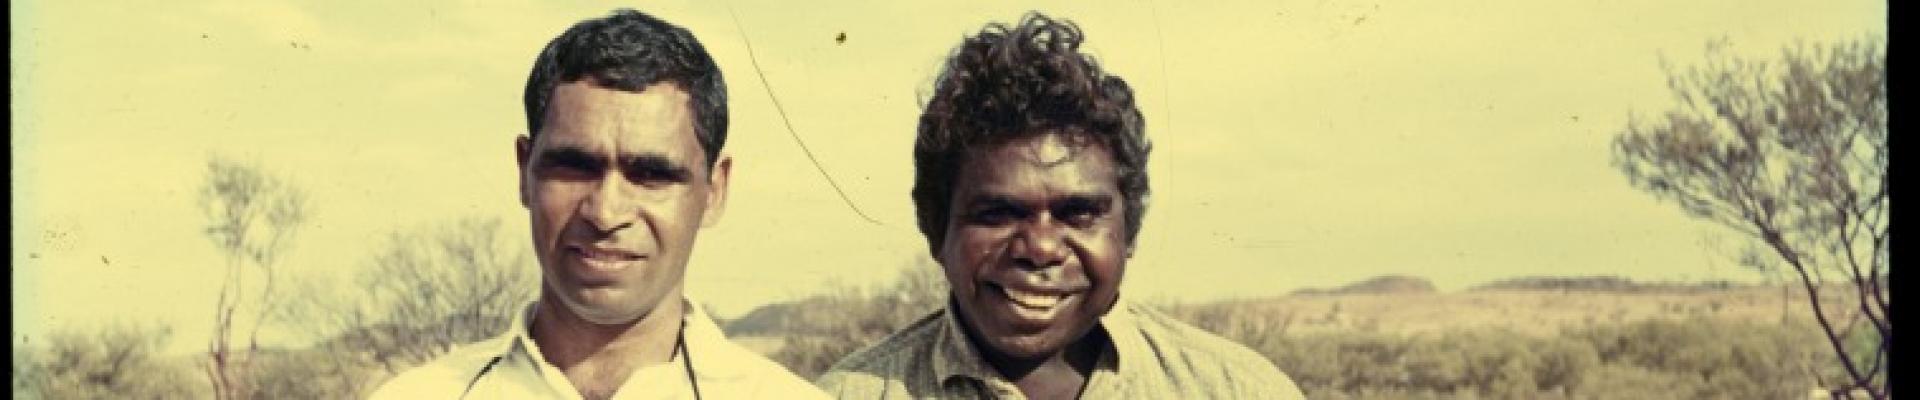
679, 317, 704, 400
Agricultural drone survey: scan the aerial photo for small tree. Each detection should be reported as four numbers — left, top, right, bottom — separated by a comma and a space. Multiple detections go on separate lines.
1612, 37, 1886, 399
272, 217, 535, 397
198, 156, 309, 400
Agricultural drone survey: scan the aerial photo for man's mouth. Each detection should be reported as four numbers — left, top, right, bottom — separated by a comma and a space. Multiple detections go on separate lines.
567, 245, 643, 271
987, 282, 1082, 315
1002, 286, 1071, 310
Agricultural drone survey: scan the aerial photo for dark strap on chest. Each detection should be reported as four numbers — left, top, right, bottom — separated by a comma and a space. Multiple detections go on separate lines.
459, 355, 505, 399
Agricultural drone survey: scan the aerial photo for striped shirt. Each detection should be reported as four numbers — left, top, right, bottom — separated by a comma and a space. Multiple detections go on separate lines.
816, 300, 1306, 399
369, 298, 829, 400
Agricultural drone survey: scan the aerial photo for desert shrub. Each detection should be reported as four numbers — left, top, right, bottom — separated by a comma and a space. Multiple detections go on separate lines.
244, 345, 386, 399
1527, 337, 1600, 394
1568, 316, 1829, 399
13, 325, 205, 399
264, 217, 535, 397
1574, 363, 1704, 399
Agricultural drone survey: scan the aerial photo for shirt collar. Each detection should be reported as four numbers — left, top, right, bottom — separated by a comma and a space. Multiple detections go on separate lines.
678, 297, 754, 380
931, 301, 997, 386
498, 296, 750, 381
932, 297, 1146, 386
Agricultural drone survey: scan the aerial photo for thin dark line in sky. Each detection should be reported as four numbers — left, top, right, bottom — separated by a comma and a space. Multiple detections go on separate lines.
1145, 0, 1174, 139
724, 3, 885, 226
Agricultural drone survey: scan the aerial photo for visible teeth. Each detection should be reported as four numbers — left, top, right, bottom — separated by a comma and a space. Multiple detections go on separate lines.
579, 248, 629, 261
1003, 288, 1067, 309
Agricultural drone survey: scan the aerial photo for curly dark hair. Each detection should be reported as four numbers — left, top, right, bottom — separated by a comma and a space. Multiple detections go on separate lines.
912, 12, 1152, 255
523, 8, 729, 168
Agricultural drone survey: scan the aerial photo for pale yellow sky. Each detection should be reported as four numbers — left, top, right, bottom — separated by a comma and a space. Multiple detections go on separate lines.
11, 0, 1884, 354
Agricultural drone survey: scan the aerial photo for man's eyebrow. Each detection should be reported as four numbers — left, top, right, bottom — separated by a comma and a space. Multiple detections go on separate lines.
961, 194, 1026, 209
962, 192, 1114, 208
1054, 193, 1115, 208
618, 153, 694, 181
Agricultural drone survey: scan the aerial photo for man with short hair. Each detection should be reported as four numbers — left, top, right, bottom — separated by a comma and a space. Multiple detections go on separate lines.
816, 12, 1307, 399
371, 9, 827, 399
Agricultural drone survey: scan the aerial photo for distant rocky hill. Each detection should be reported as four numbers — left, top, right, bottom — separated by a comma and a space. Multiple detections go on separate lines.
1470, 275, 1748, 293
723, 292, 944, 338
723, 265, 948, 339
723, 296, 838, 337
1289, 274, 1437, 296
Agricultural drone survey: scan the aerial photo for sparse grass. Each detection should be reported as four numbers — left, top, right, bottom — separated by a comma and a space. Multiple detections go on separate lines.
1158, 285, 1856, 399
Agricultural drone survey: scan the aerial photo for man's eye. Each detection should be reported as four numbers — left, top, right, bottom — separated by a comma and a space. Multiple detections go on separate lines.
623, 168, 676, 185
1055, 203, 1105, 227
620, 158, 691, 186
539, 163, 598, 180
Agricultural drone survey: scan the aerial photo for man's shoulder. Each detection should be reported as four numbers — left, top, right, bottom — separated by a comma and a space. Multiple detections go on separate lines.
1122, 303, 1307, 398
813, 309, 946, 395
699, 335, 834, 399
367, 336, 513, 399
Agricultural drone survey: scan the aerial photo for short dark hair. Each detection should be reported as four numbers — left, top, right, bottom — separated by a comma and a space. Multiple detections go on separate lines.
523, 8, 729, 167
912, 12, 1152, 255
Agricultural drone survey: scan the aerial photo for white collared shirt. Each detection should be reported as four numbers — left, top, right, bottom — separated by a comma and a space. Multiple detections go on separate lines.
370, 298, 830, 400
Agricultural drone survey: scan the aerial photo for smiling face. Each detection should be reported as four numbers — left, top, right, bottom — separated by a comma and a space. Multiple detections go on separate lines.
940, 132, 1129, 362
516, 80, 729, 325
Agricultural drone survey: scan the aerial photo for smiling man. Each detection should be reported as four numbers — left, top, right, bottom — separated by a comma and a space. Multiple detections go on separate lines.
815, 12, 1306, 400
370, 9, 826, 400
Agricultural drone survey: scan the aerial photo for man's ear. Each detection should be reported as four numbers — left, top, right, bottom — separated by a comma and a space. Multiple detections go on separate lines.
700, 153, 733, 227
516, 135, 533, 207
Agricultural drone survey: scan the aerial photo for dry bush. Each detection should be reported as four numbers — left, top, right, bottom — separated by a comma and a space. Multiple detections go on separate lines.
261, 216, 536, 398
13, 324, 205, 399
1163, 301, 1838, 400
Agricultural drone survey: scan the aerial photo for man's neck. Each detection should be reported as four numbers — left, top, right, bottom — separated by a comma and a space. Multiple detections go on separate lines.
530, 291, 687, 396
978, 329, 1108, 400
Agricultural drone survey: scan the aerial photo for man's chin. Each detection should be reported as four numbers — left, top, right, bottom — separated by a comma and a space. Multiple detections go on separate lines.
961, 307, 1086, 360
555, 291, 648, 325
981, 328, 1075, 360
571, 307, 644, 325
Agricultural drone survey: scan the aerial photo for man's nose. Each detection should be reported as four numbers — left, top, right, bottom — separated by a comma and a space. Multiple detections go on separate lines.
579, 175, 638, 233
1009, 215, 1069, 269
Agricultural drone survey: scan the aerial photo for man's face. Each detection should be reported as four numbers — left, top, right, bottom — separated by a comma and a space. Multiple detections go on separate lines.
940, 132, 1128, 361
516, 81, 729, 325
